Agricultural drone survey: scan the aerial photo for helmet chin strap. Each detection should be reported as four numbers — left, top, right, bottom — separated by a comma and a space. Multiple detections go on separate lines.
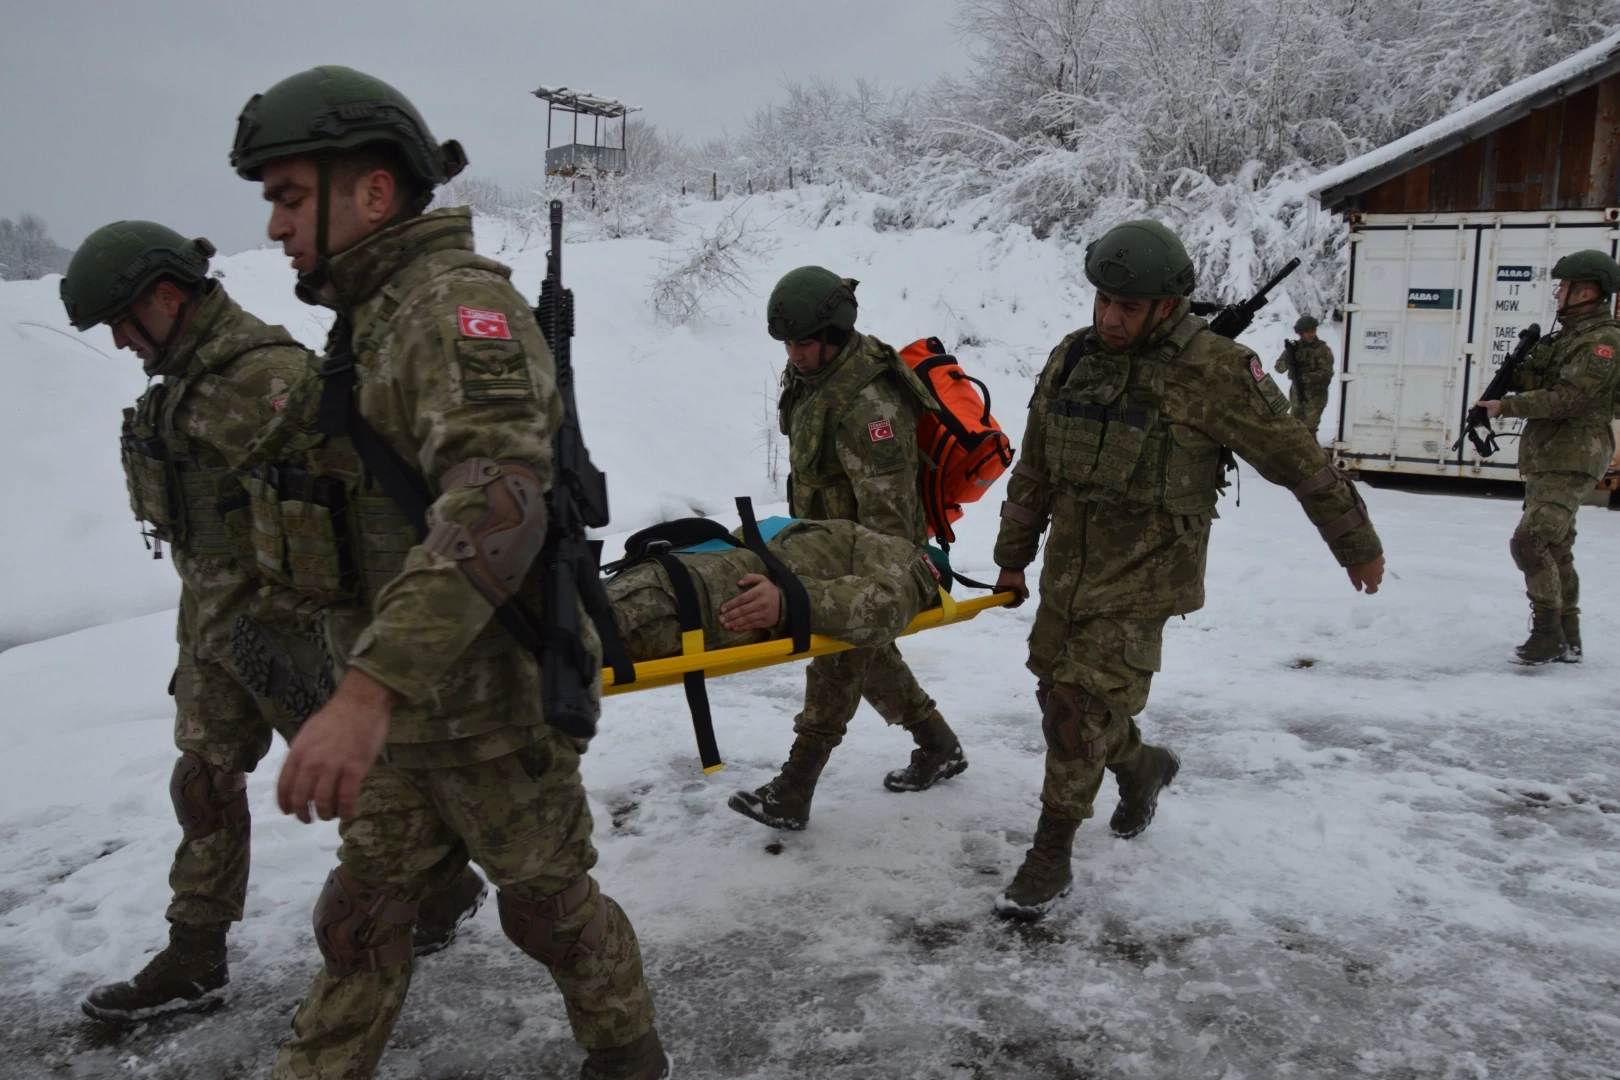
1556, 288, 1606, 320
133, 287, 203, 376
297, 152, 335, 295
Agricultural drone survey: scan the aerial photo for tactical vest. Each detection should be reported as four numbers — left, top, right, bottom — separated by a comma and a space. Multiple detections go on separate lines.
1043, 316, 1229, 516
779, 337, 935, 522
248, 247, 497, 603
120, 324, 295, 560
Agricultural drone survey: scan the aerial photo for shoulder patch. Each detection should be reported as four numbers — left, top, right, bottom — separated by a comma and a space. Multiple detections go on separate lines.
1596, 344, 1613, 359
458, 306, 512, 340
1248, 356, 1265, 381
869, 418, 895, 442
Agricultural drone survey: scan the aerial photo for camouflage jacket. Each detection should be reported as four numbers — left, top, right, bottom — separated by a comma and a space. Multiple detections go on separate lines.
606, 518, 939, 660
121, 281, 307, 661
995, 301, 1382, 620
778, 331, 938, 545
249, 208, 567, 764
1501, 309, 1620, 479
1274, 338, 1335, 394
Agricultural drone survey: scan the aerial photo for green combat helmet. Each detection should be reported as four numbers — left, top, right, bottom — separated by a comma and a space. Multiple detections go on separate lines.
60, 221, 214, 331
767, 266, 859, 341
1084, 220, 1196, 299
230, 65, 465, 188
1294, 314, 1319, 333
1551, 250, 1620, 295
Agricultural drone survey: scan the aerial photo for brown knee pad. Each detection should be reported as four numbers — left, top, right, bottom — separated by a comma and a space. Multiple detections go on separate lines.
313, 865, 420, 976
498, 876, 608, 968
1509, 531, 1550, 574
169, 751, 249, 841
1038, 681, 1111, 763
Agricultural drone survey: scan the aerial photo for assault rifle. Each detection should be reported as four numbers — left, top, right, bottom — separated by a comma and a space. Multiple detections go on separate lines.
534, 200, 635, 738
1453, 322, 1541, 458
1191, 257, 1302, 340
1281, 338, 1302, 392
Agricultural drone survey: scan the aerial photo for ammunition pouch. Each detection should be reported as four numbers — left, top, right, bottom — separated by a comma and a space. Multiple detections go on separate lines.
497, 875, 607, 969
423, 457, 548, 606
313, 865, 419, 977
169, 752, 249, 840
247, 462, 414, 601
1038, 682, 1111, 764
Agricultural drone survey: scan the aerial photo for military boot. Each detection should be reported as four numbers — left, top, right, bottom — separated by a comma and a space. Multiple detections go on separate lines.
1108, 744, 1181, 839
994, 813, 1080, 920
1561, 609, 1582, 662
1514, 604, 1569, 665
883, 711, 968, 792
727, 737, 830, 830
81, 922, 228, 1022
581, 1027, 671, 1080
413, 865, 488, 956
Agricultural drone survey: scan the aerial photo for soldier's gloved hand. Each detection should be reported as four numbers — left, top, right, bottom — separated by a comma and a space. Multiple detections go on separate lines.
719, 574, 782, 632
277, 668, 396, 823
996, 568, 1029, 607
1346, 556, 1385, 595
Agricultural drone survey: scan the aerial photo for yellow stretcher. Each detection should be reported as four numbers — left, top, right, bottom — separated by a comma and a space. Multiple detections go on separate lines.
601, 588, 1015, 698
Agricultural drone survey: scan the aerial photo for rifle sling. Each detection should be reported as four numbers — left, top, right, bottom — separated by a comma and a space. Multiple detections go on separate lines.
316, 317, 635, 702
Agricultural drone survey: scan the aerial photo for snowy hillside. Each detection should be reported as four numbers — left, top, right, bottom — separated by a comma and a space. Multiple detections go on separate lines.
1, 195, 1615, 1079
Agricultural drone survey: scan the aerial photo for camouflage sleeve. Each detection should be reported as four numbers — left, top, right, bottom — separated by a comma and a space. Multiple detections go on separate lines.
1188, 339, 1383, 568
206, 344, 311, 470
830, 376, 925, 543
1499, 329, 1620, 421
344, 273, 562, 702
992, 339, 1068, 571
1273, 350, 1289, 375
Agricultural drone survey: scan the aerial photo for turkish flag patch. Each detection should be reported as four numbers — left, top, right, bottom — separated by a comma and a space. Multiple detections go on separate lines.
1249, 357, 1265, 381
869, 419, 895, 442
458, 306, 512, 339
1596, 344, 1614, 359
270, 396, 287, 413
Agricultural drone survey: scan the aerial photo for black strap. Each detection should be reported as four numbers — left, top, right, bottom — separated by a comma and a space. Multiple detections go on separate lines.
1046, 400, 1148, 428
735, 497, 811, 653
648, 550, 722, 772
315, 316, 635, 698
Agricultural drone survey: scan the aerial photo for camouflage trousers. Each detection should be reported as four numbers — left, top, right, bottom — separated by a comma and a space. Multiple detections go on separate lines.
794, 644, 937, 749
1027, 616, 1163, 822
1512, 471, 1592, 610
273, 725, 656, 1080
169, 647, 301, 927
1290, 387, 1330, 440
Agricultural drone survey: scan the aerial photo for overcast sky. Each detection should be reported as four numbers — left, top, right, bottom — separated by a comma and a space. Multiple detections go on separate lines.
0, 0, 971, 254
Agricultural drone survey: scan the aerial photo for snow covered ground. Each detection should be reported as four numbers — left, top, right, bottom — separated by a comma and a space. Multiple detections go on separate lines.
1, 193, 1616, 1079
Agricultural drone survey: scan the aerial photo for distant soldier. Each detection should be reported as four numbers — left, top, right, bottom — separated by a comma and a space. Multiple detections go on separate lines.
1475, 250, 1620, 664
1275, 314, 1335, 438
993, 221, 1385, 919
60, 222, 484, 1024
231, 66, 666, 1078
729, 267, 963, 833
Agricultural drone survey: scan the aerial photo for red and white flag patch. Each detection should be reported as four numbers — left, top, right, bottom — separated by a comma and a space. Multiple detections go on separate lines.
458, 306, 512, 340
869, 419, 895, 442
1248, 357, 1265, 381
1596, 344, 1614, 359
270, 396, 287, 413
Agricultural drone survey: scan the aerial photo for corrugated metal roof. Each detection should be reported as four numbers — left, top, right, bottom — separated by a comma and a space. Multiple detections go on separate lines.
1310, 29, 1620, 210
532, 87, 638, 119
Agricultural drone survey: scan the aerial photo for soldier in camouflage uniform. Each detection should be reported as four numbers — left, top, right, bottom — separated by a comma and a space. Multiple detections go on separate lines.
1476, 250, 1620, 665
728, 267, 964, 832
992, 221, 1386, 919
230, 67, 665, 1080
607, 518, 942, 662
1275, 314, 1335, 438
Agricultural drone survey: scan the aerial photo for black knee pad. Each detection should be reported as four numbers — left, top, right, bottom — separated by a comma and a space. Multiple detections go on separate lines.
497, 876, 607, 968
1510, 531, 1548, 573
313, 865, 419, 977
169, 752, 248, 840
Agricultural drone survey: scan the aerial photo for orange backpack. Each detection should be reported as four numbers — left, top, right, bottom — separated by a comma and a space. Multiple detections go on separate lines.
899, 337, 1015, 544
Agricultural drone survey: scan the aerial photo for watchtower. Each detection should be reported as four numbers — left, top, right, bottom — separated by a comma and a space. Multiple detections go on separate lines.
533, 87, 637, 176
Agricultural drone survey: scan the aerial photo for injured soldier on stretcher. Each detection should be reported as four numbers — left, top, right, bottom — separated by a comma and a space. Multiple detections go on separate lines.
604, 517, 943, 661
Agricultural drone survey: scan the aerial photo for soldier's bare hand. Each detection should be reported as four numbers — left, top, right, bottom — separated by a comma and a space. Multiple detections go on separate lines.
277, 669, 396, 824
1474, 399, 1504, 419
1347, 555, 1385, 595
996, 568, 1029, 607
719, 574, 781, 631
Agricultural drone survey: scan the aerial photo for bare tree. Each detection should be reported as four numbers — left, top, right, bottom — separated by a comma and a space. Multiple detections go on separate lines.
648, 204, 778, 326
0, 213, 64, 281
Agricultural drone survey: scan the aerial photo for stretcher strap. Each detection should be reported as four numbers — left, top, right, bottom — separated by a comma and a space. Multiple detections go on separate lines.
736, 496, 811, 653
649, 551, 722, 772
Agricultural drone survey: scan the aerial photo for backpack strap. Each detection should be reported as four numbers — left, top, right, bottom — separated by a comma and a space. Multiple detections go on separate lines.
315, 314, 637, 718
